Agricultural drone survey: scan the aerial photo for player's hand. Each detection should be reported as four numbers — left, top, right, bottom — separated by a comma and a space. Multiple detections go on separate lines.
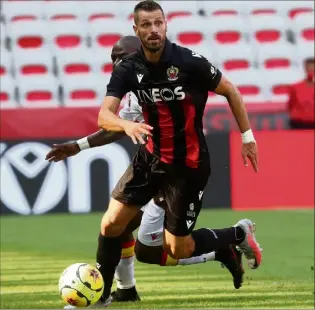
242, 142, 259, 173
45, 142, 80, 162
123, 121, 153, 145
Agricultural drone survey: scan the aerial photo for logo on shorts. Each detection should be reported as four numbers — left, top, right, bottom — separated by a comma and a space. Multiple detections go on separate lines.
186, 220, 194, 229
198, 191, 204, 201
167, 66, 179, 81
151, 233, 158, 241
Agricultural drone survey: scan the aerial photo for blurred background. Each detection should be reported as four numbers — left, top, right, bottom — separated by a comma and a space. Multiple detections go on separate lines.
0, 0, 314, 213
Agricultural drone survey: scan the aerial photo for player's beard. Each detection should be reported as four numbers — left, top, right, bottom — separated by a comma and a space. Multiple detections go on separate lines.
141, 35, 165, 53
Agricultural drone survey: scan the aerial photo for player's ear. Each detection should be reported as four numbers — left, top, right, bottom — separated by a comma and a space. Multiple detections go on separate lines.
165, 20, 168, 33
133, 25, 139, 37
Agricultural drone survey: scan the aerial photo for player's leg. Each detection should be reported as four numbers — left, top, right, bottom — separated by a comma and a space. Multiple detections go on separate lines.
162, 166, 262, 269
113, 211, 143, 302
96, 147, 159, 303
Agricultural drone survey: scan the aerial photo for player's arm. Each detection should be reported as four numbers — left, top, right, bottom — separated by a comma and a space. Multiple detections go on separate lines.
45, 130, 125, 162
191, 53, 258, 172
97, 61, 153, 144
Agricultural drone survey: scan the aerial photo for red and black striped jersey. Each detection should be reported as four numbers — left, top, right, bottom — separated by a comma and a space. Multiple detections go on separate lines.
106, 39, 222, 168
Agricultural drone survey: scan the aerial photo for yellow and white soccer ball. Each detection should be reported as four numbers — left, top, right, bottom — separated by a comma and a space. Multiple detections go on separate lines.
59, 263, 104, 307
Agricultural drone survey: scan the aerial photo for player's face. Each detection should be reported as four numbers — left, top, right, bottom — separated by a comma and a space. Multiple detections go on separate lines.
133, 10, 167, 53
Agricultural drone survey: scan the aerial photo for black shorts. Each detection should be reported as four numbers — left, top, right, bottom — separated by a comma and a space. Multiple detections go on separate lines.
112, 146, 211, 236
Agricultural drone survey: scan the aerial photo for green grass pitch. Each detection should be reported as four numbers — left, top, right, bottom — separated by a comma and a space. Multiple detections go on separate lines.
0, 209, 314, 309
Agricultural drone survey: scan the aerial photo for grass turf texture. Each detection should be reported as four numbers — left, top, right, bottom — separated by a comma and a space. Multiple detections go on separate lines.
0, 209, 314, 309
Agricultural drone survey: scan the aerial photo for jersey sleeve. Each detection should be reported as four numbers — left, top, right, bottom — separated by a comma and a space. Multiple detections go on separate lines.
118, 92, 144, 123
106, 60, 132, 99
188, 51, 222, 92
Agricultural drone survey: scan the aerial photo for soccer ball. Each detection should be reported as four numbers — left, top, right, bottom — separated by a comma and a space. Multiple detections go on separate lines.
59, 263, 104, 307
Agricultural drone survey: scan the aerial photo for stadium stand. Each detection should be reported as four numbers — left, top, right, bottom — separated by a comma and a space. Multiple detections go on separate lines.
0, 0, 314, 108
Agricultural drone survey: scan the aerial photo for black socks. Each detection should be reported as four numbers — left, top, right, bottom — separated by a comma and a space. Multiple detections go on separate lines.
191, 227, 245, 257
96, 233, 122, 300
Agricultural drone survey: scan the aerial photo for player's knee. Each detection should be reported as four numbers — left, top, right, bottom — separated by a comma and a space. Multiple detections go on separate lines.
100, 213, 125, 237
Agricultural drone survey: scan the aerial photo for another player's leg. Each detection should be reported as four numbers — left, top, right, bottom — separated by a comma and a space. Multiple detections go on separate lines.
135, 200, 244, 289
112, 211, 143, 302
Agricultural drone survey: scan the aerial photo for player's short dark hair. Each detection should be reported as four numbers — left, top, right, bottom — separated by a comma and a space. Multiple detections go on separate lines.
305, 57, 315, 65
134, 0, 165, 24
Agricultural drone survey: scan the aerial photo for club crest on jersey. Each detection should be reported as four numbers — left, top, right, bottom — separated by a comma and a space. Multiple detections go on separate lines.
167, 66, 179, 81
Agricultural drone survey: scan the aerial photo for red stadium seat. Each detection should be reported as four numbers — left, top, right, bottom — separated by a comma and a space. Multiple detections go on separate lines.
160, 1, 198, 21
49, 20, 87, 50
0, 76, 17, 108
224, 69, 267, 103
0, 48, 12, 77
8, 20, 48, 52
93, 49, 114, 74
285, 1, 314, 19
262, 68, 305, 102
215, 43, 255, 71
256, 43, 298, 69
84, 1, 120, 21
13, 49, 53, 77
2, 1, 44, 23
292, 13, 315, 43
44, 1, 82, 21
17, 75, 60, 107
55, 48, 95, 77
169, 17, 209, 46
89, 20, 133, 49
203, 2, 242, 16
208, 16, 246, 45
248, 15, 288, 45
61, 74, 108, 107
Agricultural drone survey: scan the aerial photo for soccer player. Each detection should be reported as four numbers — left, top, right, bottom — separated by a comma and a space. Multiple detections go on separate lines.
96, 0, 261, 304
47, 36, 245, 306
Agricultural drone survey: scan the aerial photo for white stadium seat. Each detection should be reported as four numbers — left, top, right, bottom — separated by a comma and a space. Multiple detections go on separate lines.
224, 69, 267, 103
160, 1, 198, 20
255, 43, 298, 69
43, 1, 83, 21
13, 49, 54, 77
248, 15, 289, 45
214, 43, 255, 71
119, 1, 140, 20
168, 17, 209, 47
262, 68, 305, 102
55, 47, 95, 77
207, 16, 246, 45
48, 20, 88, 51
7, 20, 49, 52
84, 1, 121, 21
89, 19, 133, 49
296, 41, 315, 65
17, 75, 60, 107
0, 75, 17, 109
0, 24, 7, 47
61, 74, 107, 107
292, 12, 315, 43
0, 47, 12, 77
2, 1, 44, 23
203, 1, 243, 16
